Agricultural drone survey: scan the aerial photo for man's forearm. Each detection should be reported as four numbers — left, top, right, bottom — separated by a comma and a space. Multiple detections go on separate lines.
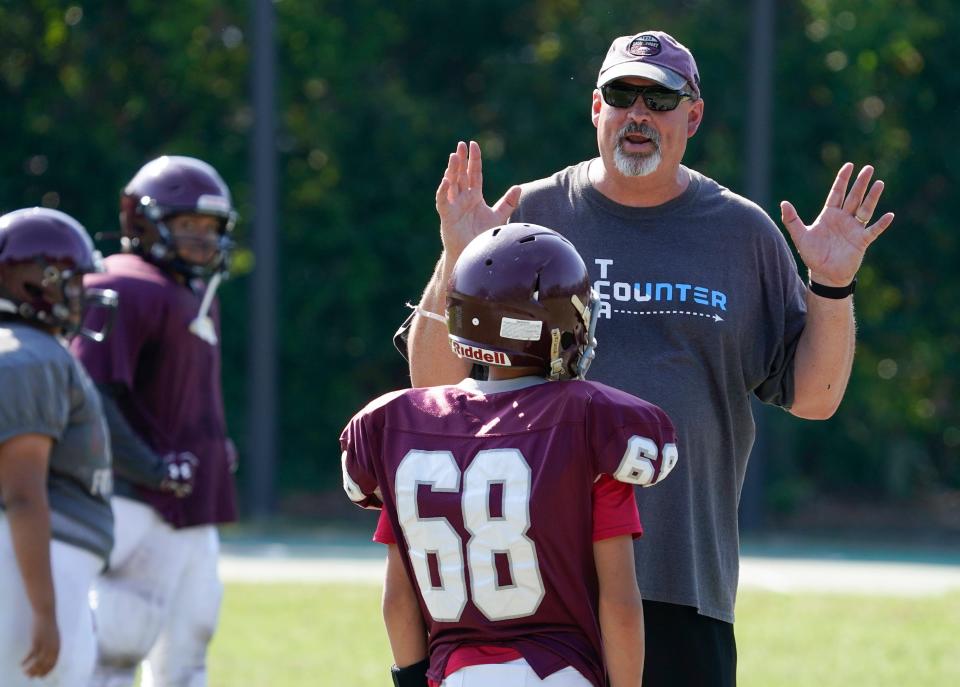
790, 289, 856, 419
407, 253, 470, 388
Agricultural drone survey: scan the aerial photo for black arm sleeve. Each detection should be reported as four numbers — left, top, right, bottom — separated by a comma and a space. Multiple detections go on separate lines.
97, 383, 165, 489
391, 658, 429, 687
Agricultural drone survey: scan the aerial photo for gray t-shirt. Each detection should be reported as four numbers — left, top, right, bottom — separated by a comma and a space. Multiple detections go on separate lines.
510, 161, 807, 622
0, 322, 114, 562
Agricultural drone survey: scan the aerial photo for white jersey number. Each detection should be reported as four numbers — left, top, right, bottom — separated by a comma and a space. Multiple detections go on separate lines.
614, 437, 679, 487
395, 449, 545, 623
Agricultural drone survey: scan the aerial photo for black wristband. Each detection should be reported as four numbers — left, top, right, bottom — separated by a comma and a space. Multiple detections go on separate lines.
391, 658, 429, 687
809, 277, 857, 299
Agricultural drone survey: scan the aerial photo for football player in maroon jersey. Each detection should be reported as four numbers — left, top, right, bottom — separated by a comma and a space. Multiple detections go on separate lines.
71, 156, 239, 686
342, 223, 678, 687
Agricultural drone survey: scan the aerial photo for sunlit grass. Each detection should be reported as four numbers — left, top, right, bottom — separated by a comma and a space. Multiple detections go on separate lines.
204, 583, 960, 687
737, 590, 960, 687
208, 582, 388, 687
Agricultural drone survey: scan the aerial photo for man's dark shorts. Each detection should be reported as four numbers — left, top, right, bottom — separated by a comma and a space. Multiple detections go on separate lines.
642, 600, 737, 687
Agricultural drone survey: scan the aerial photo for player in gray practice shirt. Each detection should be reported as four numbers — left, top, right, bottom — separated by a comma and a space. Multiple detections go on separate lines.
0, 207, 116, 686
402, 30, 893, 687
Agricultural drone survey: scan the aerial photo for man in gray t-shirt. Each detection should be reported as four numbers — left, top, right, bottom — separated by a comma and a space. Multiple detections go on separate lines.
404, 30, 893, 686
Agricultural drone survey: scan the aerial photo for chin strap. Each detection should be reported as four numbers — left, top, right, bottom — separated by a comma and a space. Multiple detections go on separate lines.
188, 271, 222, 345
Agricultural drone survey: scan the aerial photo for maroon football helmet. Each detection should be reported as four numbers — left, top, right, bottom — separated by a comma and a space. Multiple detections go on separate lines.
447, 223, 599, 380
120, 155, 237, 278
0, 207, 117, 339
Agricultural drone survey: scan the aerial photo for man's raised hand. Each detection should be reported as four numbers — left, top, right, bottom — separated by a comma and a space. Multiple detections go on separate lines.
436, 140, 522, 257
780, 162, 894, 287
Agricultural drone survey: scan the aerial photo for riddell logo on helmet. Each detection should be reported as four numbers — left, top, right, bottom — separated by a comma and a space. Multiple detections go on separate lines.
450, 341, 511, 366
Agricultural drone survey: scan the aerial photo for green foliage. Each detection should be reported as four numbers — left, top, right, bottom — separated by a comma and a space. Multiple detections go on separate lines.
2, 1, 956, 511
768, 0, 960, 503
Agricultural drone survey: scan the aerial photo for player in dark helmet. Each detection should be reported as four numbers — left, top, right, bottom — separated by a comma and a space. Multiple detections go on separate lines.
70, 156, 240, 687
342, 223, 678, 687
0, 208, 115, 686
445, 222, 599, 381
119, 155, 236, 279
0, 207, 117, 340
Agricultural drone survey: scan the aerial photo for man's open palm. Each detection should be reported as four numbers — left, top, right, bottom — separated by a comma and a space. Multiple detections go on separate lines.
780, 162, 894, 286
436, 140, 522, 257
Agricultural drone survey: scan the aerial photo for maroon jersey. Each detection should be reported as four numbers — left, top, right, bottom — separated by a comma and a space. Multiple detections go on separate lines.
71, 253, 237, 527
340, 377, 677, 686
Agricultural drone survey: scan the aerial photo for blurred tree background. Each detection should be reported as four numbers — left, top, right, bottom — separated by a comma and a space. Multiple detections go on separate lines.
1, 0, 956, 533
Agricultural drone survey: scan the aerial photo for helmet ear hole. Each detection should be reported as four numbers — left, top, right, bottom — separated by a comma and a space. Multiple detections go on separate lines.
560, 331, 576, 349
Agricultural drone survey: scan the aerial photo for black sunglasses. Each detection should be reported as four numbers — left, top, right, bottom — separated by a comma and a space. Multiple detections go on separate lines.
600, 82, 693, 111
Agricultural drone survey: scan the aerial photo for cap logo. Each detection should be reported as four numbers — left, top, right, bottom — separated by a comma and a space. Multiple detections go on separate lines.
628, 34, 662, 57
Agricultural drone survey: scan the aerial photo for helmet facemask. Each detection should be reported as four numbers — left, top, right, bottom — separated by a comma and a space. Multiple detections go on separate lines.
0, 259, 117, 341
555, 289, 601, 381
127, 202, 236, 280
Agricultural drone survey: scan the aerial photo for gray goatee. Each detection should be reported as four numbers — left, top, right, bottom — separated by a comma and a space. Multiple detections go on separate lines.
614, 122, 662, 177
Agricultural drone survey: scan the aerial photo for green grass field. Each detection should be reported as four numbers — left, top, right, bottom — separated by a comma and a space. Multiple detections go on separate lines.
206, 583, 960, 686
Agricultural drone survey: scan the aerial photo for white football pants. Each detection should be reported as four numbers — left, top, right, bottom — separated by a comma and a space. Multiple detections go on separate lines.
442, 659, 592, 686
0, 513, 103, 687
88, 496, 222, 687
